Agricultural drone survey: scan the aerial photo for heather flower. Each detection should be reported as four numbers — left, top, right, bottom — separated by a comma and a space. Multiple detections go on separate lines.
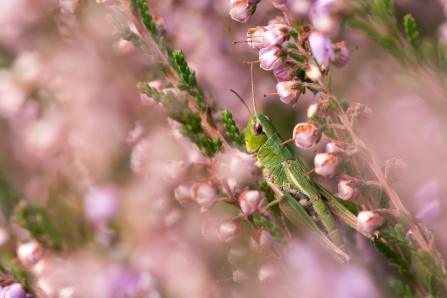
276, 80, 302, 107
308, 32, 335, 66
309, 0, 339, 36
346, 102, 373, 127
201, 218, 223, 243
305, 65, 322, 81
268, 16, 286, 25
228, 150, 256, 177
273, 63, 294, 81
233, 268, 251, 283
325, 140, 350, 154
262, 24, 289, 47
357, 211, 383, 234
383, 158, 407, 183
247, 26, 266, 50
162, 160, 187, 184
293, 123, 319, 149
228, 244, 248, 264
259, 46, 285, 70
0, 227, 9, 247
192, 181, 218, 209
307, 103, 319, 118
96, 0, 116, 5
415, 200, 443, 227
240, 190, 265, 216
258, 262, 278, 284
250, 229, 274, 254
60, 0, 82, 15
0, 283, 25, 298
219, 220, 242, 243
337, 175, 360, 201
17, 240, 44, 267
230, 0, 253, 23
314, 153, 338, 178
332, 42, 350, 68
289, 0, 312, 19
174, 183, 195, 207
270, 0, 288, 11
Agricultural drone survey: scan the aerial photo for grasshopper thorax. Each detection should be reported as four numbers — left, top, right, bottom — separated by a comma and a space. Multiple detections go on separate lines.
245, 114, 277, 153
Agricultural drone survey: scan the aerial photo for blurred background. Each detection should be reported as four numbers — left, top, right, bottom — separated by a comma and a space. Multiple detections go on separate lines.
0, 0, 447, 297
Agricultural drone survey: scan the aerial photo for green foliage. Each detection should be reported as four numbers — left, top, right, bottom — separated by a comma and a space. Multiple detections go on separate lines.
403, 14, 420, 51
438, 42, 447, 72
0, 172, 21, 220
373, 240, 414, 282
136, 0, 157, 36
173, 50, 206, 112
137, 82, 163, 102
107, 15, 150, 52
388, 279, 419, 298
221, 110, 244, 148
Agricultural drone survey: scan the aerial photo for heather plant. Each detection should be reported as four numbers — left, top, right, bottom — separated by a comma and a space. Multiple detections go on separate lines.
0, 0, 447, 297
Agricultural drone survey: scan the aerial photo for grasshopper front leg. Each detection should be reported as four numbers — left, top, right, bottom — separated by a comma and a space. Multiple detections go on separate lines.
315, 183, 380, 241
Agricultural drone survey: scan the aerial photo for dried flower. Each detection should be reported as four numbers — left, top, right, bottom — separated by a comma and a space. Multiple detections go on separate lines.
332, 42, 350, 68
276, 80, 302, 107
219, 220, 242, 243
262, 24, 289, 47
17, 240, 44, 267
337, 176, 360, 201
259, 46, 285, 70
192, 181, 218, 209
293, 123, 319, 149
174, 183, 195, 207
346, 102, 373, 127
383, 158, 407, 183
308, 32, 335, 66
230, 0, 253, 23
250, 229, 274, 254
258, 262, 278, 284
357, 211, 383, 234
273, 63, 294, 81
314, 153, 338, 178
240, 190, 265, 216
1, 283, 25, 298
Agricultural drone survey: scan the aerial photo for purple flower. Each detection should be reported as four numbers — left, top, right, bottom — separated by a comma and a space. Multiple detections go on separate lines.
262, 24, 289, 47
273, 64, 294, 81
259, 46, 285, 70
309, 0, 339, 36
83, 185, 120, 224
1, 283, 25, 298
332, 42, 350, 68
270, 0, 288, 11
276, 80, 302, 106
308, 32, 334, 66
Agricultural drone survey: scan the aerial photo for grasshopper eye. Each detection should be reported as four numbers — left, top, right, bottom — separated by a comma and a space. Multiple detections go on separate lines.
252, 122, 263, 136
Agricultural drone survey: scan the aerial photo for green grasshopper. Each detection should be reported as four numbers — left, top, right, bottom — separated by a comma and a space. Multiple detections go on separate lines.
239, 69, 378, 264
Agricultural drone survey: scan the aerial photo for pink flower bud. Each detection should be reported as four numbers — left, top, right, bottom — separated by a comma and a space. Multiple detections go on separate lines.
250, 230, 274, 254
314, 153, 338, 178
332, 41, 350, 68
293, 123, 319, 149
17, 240, 44, 267
308, 32, 335, 66
289, 0, 312, 19
232, 268, 251, 283
276, 80, 302, 107
247, 26, 266, 50
337, 176, 360, 201
162, 160, 187, 184
230, 0, 253, 23
0, 227, 9, 247
273, 64, 294, 81
357, 211, 383, 234
1, 283, 25, 298
229, 151, 256, 176
262, 24, 289, 47
174, 183, 195, 207
240, 190, 265, 216
346, 102, 373, 127
258, 262, 278, 284
270, 0, 288, 11
219, 220, 242, 243
383, 158, 407, 183
96, 0, 116, 5
259, 46, 285, 70
228, 244, 248, 264
192, 181, 218, 209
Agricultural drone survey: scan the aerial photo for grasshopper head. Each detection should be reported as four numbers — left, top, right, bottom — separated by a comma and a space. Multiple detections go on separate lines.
245, 114, 277, 153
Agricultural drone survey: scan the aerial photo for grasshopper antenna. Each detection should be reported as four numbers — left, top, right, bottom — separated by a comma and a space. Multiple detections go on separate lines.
251, 63, 258, 114
230, 89, 252, 116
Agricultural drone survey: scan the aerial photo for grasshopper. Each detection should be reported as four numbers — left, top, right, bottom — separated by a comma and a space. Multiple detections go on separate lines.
239, 68, 378, 264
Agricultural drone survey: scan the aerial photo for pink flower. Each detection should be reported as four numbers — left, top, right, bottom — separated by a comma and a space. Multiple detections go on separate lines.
292, 123, 319, 149
383, 158, 407, 183
192, 181, 218, 209
346, 102, 373, 127
309, 0, 339, 36
17, 240, 44, 267
314, 153, 338, 178
258, 262, 278, 284
308, 32, 335, 66
357, 211, 383, 234
262, 24, 289, 47
240, 190, 265, 216
259, 46, 285, 70
276, 80, 302, 107
332, 42, 350, 68
273, 63, 294, 81
96, 0, 116, 4
247, 26, 266, 50
219, 220, 242, 243
83, 185, 119, 224
270, 0, 288, 11
289, 0, 312, 19
250, 229, 274, 254
337, 176, 360, 201
230, 0, 253, 23
1, 283, 25, 298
